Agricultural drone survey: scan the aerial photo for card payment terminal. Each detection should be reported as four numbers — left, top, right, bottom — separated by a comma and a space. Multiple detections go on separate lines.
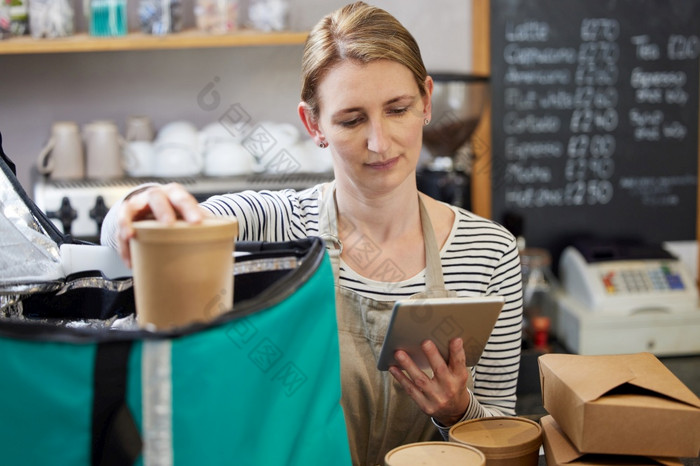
554, 240, 700, 355
559, 241, 697, 314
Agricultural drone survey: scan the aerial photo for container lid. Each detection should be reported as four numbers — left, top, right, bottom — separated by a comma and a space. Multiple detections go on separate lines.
132, 218, 238, 243
384, 441, 486, 466
449, 417, 542, 458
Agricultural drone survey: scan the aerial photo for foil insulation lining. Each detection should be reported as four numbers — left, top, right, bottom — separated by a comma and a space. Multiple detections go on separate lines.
234, 256, 300, 274
0, 172, 63, 291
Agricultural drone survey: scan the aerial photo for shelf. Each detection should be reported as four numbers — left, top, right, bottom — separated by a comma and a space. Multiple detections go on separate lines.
0, 29, 309, 55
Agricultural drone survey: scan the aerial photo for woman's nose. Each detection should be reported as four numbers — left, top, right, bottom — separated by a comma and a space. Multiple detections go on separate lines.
366, 118, 390, 154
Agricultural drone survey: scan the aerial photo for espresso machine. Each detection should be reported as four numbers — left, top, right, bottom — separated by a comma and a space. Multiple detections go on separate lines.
418, 73, 490, 210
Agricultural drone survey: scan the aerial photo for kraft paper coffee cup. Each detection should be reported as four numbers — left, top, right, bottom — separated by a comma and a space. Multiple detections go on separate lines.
449, 417, 542, 466
384, 441, 486, 466
130, 218, 238, 329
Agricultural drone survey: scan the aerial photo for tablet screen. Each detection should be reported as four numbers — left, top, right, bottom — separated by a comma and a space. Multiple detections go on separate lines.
376, 296, 505, 371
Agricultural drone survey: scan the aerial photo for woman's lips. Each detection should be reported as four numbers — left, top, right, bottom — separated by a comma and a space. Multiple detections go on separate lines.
366, 156, 399, 170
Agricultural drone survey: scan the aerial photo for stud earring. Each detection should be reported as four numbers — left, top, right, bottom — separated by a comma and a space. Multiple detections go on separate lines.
424, 119, 430, 126
319, 141, 328, 148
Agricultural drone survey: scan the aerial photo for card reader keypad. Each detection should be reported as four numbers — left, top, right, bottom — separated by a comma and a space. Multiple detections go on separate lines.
601, 264, 686, 294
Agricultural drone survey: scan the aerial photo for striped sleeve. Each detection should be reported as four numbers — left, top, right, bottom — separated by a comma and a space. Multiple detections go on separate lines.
199, 186, 322, 242
458, 211, 522, 419
433, 211, 523, 438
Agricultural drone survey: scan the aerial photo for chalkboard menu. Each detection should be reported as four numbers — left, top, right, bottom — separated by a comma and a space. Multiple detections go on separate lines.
490, 0, 699, 254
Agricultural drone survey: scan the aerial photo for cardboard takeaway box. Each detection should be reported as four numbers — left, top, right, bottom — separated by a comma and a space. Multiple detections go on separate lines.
538, 352, 700, 458
540, 414, 682, 466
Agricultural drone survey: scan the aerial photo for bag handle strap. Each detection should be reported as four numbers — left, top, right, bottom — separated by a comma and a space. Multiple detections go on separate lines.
91, 340, 143, 466
0, 131, 17, 175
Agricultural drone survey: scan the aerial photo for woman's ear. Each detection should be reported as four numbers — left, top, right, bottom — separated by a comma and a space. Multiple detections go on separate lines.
423, 76, 434, 122
298, 102, 323, 141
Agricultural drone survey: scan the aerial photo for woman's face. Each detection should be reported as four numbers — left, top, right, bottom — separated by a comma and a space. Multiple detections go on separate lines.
313, 59, 432, 195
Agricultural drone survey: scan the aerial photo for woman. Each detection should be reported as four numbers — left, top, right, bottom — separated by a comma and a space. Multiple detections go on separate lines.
103, 2, 523, 464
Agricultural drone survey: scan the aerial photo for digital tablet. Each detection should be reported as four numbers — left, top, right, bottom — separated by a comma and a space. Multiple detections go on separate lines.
376, 296, 505, 371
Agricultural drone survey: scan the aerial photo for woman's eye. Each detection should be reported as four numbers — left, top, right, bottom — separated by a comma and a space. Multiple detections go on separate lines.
388, 107, 409, 116
339, 117, 362, 127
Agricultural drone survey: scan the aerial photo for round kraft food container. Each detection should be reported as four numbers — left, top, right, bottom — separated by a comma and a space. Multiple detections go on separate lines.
130, 217, 238, 329
448, 416, 542, 466
384, 441, 486, 466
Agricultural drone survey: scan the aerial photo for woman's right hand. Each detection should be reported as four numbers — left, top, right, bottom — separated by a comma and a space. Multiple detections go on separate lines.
117, 183, 208, 267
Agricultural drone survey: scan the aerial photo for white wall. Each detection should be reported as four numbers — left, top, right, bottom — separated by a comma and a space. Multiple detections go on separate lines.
293, 0, 473, 72
0, 0, 473, 189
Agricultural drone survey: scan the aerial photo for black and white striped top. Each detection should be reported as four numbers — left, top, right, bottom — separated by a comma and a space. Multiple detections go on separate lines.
201, 184, 524, 428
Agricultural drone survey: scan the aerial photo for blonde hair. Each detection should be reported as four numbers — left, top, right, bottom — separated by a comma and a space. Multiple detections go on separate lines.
300, 1, 428, 118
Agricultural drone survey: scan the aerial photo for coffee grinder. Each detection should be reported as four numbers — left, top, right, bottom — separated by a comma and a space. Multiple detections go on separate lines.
418, 73, 490, 210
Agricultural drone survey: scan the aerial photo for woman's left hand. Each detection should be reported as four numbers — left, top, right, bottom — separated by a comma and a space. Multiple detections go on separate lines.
388, 337, 471, 426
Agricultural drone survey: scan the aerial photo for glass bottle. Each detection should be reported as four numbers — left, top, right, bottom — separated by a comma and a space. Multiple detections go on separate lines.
0, 0, 11, 39
246, 0, 288, 31
29, 0, 75, 38
194, 0, 238, 34
89, 0, 127, 36
520, 247, 556, 351
139, 0, 183, 35
8, 0, 29, 35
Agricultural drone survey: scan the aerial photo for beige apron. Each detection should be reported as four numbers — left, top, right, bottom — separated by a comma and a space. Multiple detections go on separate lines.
319, 183, 459, 466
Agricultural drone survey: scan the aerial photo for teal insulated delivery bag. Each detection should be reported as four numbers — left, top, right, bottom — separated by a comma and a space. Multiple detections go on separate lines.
0, 133, 351, 465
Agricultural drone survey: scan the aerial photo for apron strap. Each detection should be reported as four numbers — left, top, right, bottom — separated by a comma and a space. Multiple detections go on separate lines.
414, 195, 456, 298
318, 182, 456, 298
318, 181, 342, 282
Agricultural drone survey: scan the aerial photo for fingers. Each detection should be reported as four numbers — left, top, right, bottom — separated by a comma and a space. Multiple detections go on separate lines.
422, 339, 449, 374
388, 352, 430, 406
414, 339, 467, 379
390, 339, 464, 388
159, 183, 205, 223
388, 339, 471, 424
116, 183, 205, 267
117, 193, 149, 267
446, 337, 468, 375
